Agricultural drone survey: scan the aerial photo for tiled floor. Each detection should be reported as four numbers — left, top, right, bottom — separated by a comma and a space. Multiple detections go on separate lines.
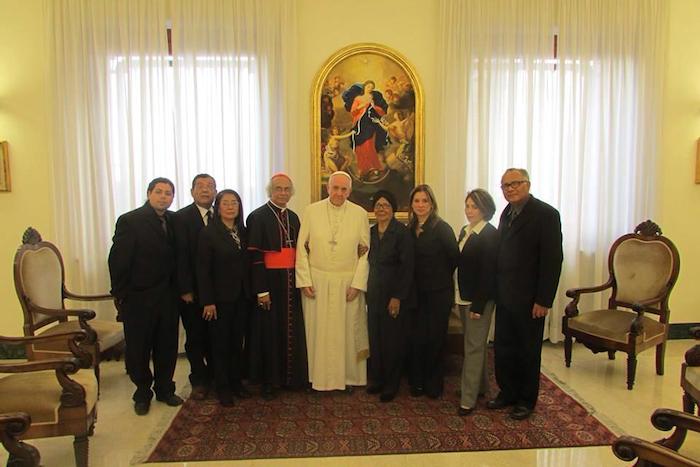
3, 340, 700, 466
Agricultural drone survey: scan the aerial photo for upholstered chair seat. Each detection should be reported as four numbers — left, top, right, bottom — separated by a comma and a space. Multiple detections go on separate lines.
0, 371, 97, 425
567, 309, 666, 344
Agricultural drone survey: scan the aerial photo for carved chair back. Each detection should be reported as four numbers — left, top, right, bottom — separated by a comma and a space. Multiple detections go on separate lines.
13, 228, 68, 336
606, 220, 680, 322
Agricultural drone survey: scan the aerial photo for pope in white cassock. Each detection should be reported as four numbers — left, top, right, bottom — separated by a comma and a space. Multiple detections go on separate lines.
295, 171, 370, 391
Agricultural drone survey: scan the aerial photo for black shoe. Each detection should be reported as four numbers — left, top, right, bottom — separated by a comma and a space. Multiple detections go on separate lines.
233, 385, 252, 399
343, 386, 354, 395
410, 386, 424, 397
366, 384, 383, 395
134, 401, 150, 415
425, 389, 442, 400
457, 406, 474, 416
156, 394, 184, 407
218, 394, 235, 407
379, 392, 396, 403
190, 385, 208, 401
486, 397, 515, 410
510, 405, 533, 420
261, 385, 276, 401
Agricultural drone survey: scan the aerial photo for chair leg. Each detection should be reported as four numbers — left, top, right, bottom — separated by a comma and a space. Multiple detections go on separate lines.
655, 342, 666, 376
564, 335, 572, 367
608, 350, 616, 360
73, 435, 89, 467
626, 354, 637, 390
682, 392, 696, 415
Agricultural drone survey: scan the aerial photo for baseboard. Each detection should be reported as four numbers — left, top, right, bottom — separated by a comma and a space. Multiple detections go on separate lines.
669, 323, 700, 340
0, 343, 26, 359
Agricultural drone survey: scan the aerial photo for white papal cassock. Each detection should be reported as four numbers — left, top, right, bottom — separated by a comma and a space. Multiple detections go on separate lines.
295, 198, 370, 390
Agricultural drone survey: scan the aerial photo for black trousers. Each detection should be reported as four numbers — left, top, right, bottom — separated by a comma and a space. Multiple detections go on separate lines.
123, 292, 179, 403
209, 298, 249, 395
367, 300, 410, 396
494, 302, 546, 409
179, 299, 213, 387
409, 287, 453, 397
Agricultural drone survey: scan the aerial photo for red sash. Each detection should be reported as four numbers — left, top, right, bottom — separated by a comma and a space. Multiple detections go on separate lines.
263, 247, 296, 269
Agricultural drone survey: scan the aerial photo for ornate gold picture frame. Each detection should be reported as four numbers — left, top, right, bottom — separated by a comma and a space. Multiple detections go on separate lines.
0, 141, 10, 192
311, 43, 424, 220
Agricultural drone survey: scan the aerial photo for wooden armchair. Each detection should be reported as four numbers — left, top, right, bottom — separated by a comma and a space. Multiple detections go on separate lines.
0, 331, 97, 467
562, 220, 680, 389
13, 227, 125, 383
0, 413, 40, 467
681, 327, 700, 415
613, 409, 700, 467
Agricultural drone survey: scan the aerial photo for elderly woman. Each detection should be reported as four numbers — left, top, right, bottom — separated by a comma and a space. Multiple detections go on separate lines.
366, 190, 415, 402
197, 189, 252, 407
408, 184, 459, 399
455, 189, 499, 416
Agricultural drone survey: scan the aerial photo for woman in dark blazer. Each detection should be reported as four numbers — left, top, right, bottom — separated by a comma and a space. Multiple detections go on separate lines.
454, 188, 499, 416
366, 190, 415, 402
197, 189, 252, 407
408, 184, 459, 399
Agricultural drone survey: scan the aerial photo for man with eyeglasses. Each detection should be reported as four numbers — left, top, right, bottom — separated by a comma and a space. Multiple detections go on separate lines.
487, 168, 563, 421
246, 173, 308, 399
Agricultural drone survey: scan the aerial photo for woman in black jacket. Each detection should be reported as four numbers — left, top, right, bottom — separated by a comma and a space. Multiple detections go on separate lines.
408, 184, 459, 399
455, 188, 499, 416
197, 189, 251, 406
366, 190, 415, 402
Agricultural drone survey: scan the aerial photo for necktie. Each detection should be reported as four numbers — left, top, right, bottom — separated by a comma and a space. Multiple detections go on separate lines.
205, 210, 213, 226
159, 216, 168, 235
508, 209, 518, 227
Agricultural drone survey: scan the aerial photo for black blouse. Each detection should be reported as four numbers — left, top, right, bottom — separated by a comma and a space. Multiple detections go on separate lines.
367, 217, 415, 308
412, 218, 459, 293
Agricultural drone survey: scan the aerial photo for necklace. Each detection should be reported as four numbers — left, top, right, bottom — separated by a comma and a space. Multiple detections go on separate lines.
266, 202, 294, 247
326, 200, 347, 250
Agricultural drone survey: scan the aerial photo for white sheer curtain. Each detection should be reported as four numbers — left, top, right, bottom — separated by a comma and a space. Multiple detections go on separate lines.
438, 0, 668, 342
48, 0, 297, 318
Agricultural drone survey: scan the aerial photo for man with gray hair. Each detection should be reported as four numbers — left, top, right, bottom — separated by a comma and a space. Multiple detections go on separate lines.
296, 171, 370, 391
246, 173, 308, 399
487, 168, 563, 420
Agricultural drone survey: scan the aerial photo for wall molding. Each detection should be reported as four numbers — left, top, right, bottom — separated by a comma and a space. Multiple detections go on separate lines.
669, 323, 700, 340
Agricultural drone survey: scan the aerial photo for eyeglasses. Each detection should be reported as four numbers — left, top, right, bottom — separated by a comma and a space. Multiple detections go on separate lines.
374, 202, 392, 210
500, 180, 529, 190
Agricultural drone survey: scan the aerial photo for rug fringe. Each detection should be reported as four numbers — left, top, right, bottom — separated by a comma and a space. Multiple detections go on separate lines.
540, 363, 624, 437
130, 384, 191, 465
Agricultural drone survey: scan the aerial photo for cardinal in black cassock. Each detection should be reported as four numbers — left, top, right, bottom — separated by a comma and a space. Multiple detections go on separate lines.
246, 173, 309, 398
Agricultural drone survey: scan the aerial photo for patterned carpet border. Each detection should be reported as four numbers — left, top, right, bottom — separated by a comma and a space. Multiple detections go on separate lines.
142, 355, 617, 463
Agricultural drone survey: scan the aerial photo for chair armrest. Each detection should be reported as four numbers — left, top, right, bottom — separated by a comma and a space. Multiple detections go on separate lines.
652, 408, 700, 434
27, 300, 96, 321
0, 331, 93, 368
63, 286, 112, 302
565, 280, 613, 299
564, 279, 614, 318
0, 357, 82, 374
613, 435, 700, 467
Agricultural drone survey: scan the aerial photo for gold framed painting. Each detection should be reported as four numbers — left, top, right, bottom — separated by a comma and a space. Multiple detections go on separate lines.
311, 43, 424, 220
0, 141, 10, 192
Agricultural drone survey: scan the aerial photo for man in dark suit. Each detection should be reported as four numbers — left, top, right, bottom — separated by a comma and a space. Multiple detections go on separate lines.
488, 168, 563, 420
172, 174, 217, 400
108, 177, 184, 415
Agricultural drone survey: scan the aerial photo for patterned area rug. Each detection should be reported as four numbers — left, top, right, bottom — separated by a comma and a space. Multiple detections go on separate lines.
146, 354, 616, 462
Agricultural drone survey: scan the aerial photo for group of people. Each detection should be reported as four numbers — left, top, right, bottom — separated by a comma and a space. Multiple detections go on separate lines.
108, 167, 562, 422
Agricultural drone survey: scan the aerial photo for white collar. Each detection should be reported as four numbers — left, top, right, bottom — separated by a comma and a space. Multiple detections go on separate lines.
195, 204, 212, 218
268, 200, 287, 212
